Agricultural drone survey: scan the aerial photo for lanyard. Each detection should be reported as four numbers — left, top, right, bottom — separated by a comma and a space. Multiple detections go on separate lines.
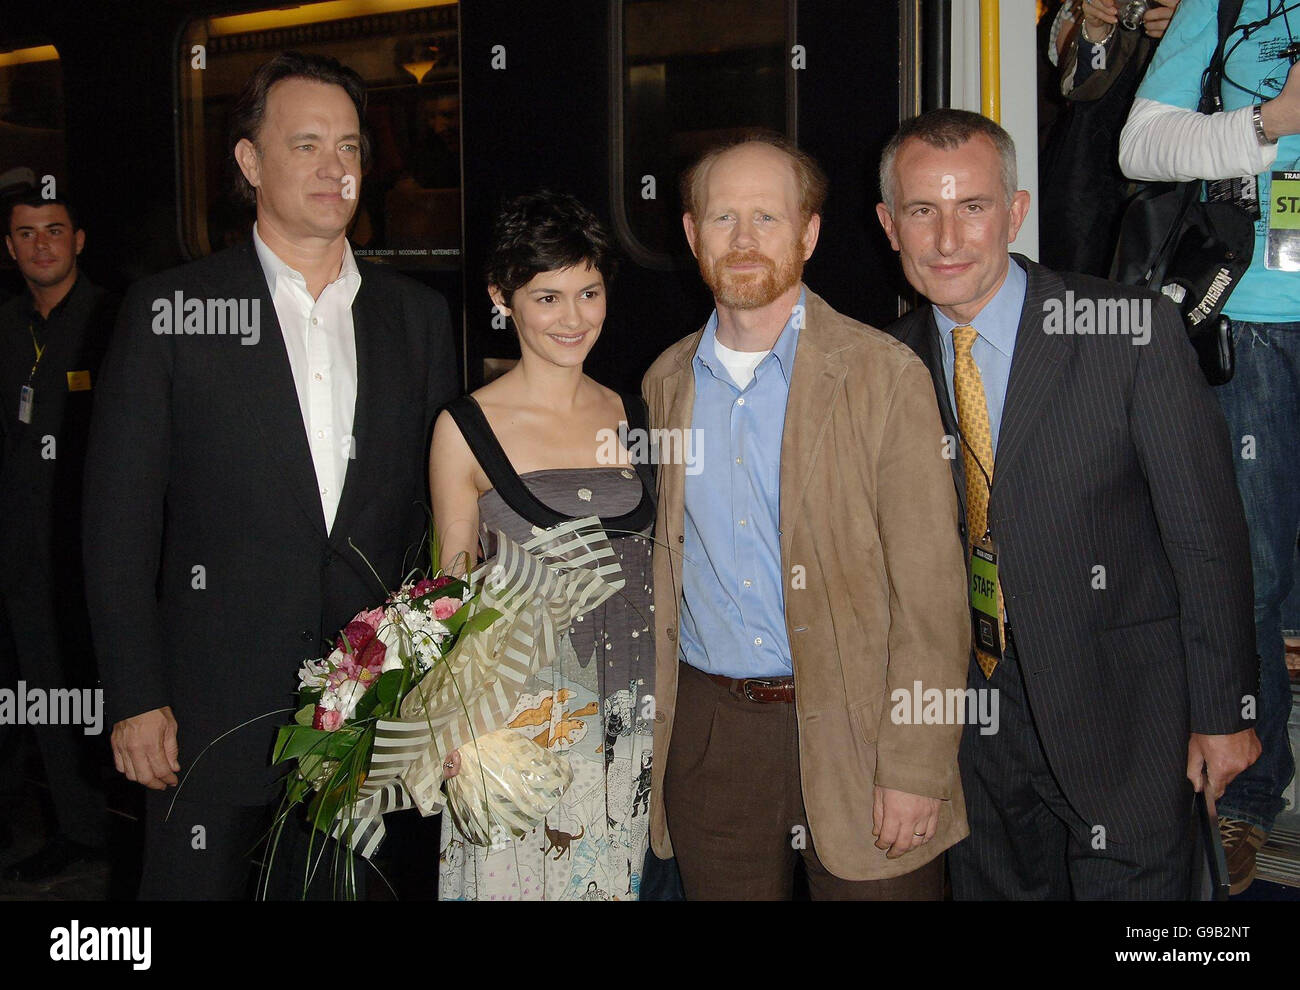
28, 319, 45, 382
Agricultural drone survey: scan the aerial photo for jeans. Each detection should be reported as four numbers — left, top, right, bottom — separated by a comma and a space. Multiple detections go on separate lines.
1213, 320, 1300, 832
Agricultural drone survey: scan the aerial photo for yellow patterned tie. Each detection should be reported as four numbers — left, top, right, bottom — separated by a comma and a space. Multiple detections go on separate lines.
952, 324, 1004, 679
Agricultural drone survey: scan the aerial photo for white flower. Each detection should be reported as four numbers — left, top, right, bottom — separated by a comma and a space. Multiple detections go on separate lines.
577, 488, 592, 502
321, 678, 368, 722
298, 654, 334, 691
376, 610, 410, 673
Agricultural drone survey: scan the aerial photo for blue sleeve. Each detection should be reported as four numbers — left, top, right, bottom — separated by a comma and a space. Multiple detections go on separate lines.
1134, 0, 1219, 109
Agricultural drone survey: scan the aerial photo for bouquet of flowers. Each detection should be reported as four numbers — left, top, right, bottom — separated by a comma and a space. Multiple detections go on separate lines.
268, 568, 500, 895
268, 516, 625, 898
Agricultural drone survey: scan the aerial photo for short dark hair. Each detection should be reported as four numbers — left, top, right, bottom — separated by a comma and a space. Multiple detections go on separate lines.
4, 190, 79, 235
485, 190, 618, 305
680, 130, 828, 223
878, 109, 1017, 212
228, 51, 371, 206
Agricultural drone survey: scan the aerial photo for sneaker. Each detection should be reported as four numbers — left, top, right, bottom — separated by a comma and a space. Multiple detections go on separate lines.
1218, 817, 1267, 895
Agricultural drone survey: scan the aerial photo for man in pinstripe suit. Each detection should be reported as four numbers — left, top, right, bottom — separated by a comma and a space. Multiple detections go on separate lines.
877, 109, 1260, 899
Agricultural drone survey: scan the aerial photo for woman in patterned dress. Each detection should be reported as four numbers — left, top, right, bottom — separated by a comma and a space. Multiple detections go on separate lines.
428, 191, 656, 900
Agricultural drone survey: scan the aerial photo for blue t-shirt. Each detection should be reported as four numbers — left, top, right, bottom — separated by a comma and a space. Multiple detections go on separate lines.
1136, 0, 1300, 323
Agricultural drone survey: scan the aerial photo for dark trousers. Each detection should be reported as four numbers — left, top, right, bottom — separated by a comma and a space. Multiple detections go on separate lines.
663, 661, 944, 901
0, 582, 106, 846
141, 789, 367, 900
948, 647, 1193, 900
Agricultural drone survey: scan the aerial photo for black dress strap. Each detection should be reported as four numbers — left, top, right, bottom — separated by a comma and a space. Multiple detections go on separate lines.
443, 394, 655, 534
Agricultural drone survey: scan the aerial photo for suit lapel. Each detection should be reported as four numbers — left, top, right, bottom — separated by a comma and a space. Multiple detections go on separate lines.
914, 309, 967, 522
660, 342, 697, 590
992, 258, 1072, 500
235, 243, 327, 537
778, 292, 847, 565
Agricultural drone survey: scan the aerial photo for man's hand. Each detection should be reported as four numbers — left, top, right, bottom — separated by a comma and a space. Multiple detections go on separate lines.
1142, 0, 1180, 39
1262, 61, 1300, 142
1187, 729, 1260, 801
873, 786, 941, 859
112, 706, 180, 790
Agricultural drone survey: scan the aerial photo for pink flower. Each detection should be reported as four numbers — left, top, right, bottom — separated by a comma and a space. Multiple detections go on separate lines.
318, 709, 343, 732
431, 596, 460, 620
338, 606, 384, 655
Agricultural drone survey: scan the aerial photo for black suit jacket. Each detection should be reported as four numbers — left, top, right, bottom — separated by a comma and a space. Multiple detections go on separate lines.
83, 239, 458, 804
887, 254, 1256, 841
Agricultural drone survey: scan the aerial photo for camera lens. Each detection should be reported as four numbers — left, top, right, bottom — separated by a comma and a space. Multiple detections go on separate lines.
1120, 0, 1149, 31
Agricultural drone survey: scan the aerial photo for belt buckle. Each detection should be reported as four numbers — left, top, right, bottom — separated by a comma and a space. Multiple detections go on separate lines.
742, 678, 777, 702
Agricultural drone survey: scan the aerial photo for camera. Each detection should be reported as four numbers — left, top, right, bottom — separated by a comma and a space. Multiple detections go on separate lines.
1119, 0, 1150, 31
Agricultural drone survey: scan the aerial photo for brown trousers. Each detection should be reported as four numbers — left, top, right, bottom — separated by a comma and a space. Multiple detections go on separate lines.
664, 661, 943, 901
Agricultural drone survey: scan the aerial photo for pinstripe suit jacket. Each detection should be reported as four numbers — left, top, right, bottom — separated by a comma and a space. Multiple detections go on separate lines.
888, 254, 1256, 842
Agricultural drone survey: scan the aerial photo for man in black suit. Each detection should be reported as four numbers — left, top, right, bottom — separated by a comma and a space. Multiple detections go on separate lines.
0, 192, 113, 879
876, 109, 1260, 899
83, 52, 458, 899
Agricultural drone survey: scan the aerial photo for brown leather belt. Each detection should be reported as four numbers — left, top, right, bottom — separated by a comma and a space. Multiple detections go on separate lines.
704, 671, 795, 703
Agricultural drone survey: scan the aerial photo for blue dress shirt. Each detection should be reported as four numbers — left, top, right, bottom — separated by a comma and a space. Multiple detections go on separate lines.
933, 260, 1027, 455
679, 291, 804, 678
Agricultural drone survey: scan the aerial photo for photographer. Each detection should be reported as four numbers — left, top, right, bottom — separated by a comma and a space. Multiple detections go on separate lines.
1120, 0, 1300, 894
1041, 0, 1181, 275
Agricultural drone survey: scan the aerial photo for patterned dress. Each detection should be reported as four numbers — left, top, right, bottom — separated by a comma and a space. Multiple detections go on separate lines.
438, 467, 656, 900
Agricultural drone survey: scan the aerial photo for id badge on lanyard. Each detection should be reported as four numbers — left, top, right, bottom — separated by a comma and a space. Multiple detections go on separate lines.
1266, 170, 1300, 271
17, 385, 34, 424
969, 538, 1003, 660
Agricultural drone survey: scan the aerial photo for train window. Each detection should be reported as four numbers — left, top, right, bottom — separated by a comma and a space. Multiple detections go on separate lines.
177, 0, 461, 268
612, 0, 794, 270
0, 43, 67, 211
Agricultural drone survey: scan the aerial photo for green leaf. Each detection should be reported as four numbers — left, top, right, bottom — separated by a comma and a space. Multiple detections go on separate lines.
375, 668, 405, 707
459, 606, 502, 636
274, 724, 366, 763
293, 703, 316, 727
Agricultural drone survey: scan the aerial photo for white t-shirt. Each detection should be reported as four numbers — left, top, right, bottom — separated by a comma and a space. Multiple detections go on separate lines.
713, 336, 770, 390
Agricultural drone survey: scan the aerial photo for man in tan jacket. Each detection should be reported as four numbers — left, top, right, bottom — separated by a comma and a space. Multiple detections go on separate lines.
641, 133, 971, 899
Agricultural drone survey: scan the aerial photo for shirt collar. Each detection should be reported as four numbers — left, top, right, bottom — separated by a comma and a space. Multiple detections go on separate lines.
29, 272, 79, 325
931, 259, 1026, 358
694, 286, 805, 386
252, 222, 361, 300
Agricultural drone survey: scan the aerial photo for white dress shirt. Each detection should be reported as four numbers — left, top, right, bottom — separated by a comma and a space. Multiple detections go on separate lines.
252, 223, 361, 533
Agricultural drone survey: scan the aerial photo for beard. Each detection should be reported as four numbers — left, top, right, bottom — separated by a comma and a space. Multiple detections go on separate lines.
699, 240, 805, 310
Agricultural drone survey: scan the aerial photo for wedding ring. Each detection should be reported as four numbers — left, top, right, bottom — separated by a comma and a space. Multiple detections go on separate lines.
913, 831, 926, 837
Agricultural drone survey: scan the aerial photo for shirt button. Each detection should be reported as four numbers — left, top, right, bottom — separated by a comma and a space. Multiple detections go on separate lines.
743, 579, 752, 587
737, 397, 745, 406
754, 636, 763, 646
314, 372, 323, 382
735, 457, 743, 464
738, 519, 746, 527
320, 486, 328, 495
317, 430, 325, 438
311, 317, 319, 326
